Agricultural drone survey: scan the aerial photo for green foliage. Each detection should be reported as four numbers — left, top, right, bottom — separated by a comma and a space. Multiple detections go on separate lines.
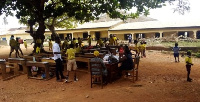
158, 41, 200, 47
0, 0, 172, 42
195, 53, 200, 58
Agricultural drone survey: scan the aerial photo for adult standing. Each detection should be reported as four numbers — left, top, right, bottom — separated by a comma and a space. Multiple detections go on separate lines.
53, 36, 65, 82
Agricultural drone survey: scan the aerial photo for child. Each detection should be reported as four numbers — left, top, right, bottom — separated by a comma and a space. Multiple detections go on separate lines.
24, 40, 27, 51
65, 44, 78, 82
96, 37, 103, 47
87, 35, 92, 46
16, 37, 23, 57
185, 51, 193, 82
172, 43, 181, 62
139, 41, 145, 58
36, 46, 40, 54
48, 39, 53, 51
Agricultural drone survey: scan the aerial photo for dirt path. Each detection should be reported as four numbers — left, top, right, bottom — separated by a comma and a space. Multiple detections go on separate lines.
0, 45, 200, 102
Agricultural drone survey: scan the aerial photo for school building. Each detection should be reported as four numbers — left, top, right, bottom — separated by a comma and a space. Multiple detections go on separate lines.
1, 16, 200, 44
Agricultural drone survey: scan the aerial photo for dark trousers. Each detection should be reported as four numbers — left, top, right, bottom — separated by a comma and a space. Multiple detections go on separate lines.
186, 65, 191, 80
55, 58, 64, 80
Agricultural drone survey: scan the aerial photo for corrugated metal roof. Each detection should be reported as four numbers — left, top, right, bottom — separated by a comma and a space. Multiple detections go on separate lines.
110, 20, 200, 30
0, 27, 29, 35
75, 20, 123, 29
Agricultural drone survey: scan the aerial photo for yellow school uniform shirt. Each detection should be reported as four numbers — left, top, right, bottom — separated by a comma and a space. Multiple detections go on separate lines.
185, 56, 192, 64
10, 39, 17, 47
97, 39, 103, 46
109, 38, 114, 45
139, 44, 145, 50
75, 47, 81, 53
134, 43, 139, 52
66, 48, 76, 60
24, 41, 27, 48
36, 47, 40, 54
113, 37, 117, 41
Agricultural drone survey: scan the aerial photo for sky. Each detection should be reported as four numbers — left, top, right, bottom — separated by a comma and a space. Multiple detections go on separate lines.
148, 0, 200, 22
0, 0, 199, 29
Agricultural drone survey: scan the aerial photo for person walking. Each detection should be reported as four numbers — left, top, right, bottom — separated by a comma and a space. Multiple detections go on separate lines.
9, 35, 18, 58
16, 37, 23, 57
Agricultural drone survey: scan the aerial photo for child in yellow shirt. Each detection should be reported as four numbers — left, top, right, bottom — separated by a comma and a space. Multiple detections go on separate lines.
65, 44, 78, 82
185, 51, 193, 82
139, 41, 145, 58
36, 46, 40, 54
24, 40, 27, 51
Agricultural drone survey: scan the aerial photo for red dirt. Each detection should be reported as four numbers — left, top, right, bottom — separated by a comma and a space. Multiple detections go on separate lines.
0, 45, 200, 102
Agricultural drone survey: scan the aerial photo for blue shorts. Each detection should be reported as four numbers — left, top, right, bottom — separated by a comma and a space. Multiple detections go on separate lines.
174, 53, 179, 57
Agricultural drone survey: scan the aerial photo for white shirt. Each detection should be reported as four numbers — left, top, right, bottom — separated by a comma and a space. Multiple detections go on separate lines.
52, 43, 62, 60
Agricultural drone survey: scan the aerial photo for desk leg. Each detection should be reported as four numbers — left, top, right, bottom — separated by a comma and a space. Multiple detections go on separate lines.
22, 65, 27, 74
1, 63, 6, 80
14, 63, 19, 75
88, 61, 90, 72
22, 61, 27, 74
45, 65, 50, 80
27, 66, 32, 78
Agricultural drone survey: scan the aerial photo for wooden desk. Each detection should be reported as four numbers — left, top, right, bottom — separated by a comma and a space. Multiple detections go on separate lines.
75, 57, 91, 72
8, 58, 27, 74
23, 55, 34, 61
26, 61, 50, 80
0, 59, 20, 81
105, 62, 119, 83
0, 60, 6, 80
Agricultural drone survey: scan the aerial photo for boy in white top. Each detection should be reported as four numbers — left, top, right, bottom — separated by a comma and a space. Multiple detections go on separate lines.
53, 37, 65, 82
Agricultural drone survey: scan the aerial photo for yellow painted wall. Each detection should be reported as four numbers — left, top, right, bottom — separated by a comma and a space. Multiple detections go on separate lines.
116, 34, 124, 40
100, 31, 108, 38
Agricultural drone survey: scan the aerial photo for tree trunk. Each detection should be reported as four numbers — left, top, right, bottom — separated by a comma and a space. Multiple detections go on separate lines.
46, 24, 58, 41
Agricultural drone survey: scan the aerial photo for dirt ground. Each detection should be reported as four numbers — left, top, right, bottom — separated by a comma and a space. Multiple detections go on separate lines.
1, 44, 200, 102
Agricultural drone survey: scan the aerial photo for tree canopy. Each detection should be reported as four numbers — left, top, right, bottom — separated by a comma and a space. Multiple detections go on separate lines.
0, 0, 190, 42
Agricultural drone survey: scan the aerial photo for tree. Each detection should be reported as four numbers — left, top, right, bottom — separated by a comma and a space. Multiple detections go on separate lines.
0, 0, 190, 52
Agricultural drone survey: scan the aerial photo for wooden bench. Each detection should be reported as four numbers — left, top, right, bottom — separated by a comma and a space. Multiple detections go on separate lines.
8, 58, 27, 74
105, 62, 119, 83
75, 57, 91, 72
26, 61, 50, 80
0, 60, 20, 81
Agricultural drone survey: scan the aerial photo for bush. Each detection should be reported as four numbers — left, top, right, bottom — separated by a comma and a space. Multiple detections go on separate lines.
195, 53, 200, 58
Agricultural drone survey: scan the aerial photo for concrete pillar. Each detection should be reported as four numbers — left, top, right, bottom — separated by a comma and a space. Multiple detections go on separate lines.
71, 32, 74, 39
88, 31, 90, 36
193, 30, 197, 39
159, 32, 163, 38
131, 33, 134, 40
107, 31, 110, 38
